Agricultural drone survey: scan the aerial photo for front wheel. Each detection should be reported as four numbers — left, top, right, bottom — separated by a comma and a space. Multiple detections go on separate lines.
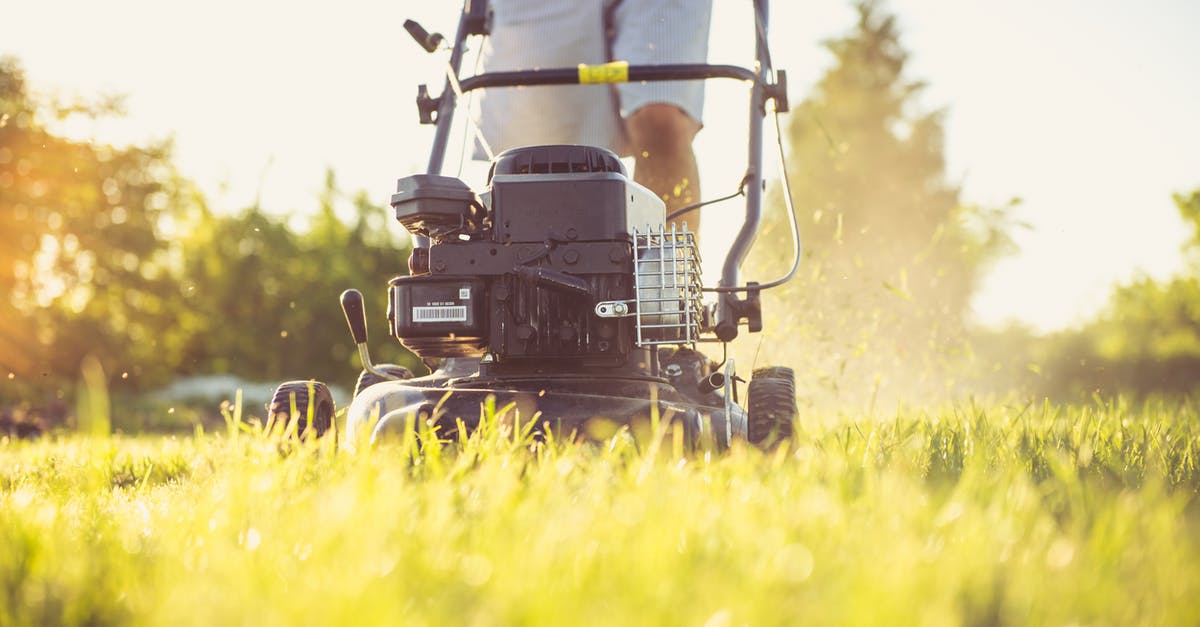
268, 380, 336, 439
746, 368, 797, 446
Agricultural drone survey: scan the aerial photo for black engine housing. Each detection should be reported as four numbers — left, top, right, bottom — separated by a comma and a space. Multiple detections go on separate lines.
389, 145, 665, 367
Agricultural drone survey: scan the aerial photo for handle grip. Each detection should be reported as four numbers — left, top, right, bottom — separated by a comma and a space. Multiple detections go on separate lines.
340, 289, 369, 344
404, 19, 443, 53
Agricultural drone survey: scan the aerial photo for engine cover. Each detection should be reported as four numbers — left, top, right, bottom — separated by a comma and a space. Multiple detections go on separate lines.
390, 145, 669, 364
486, 171, 663, 243
482, 144, 663, 244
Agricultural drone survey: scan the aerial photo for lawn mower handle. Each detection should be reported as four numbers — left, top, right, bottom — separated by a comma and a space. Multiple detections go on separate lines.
417, 0, 779, 341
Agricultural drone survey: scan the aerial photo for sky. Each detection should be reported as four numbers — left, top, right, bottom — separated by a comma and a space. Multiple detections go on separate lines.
3, 0, 1198, 332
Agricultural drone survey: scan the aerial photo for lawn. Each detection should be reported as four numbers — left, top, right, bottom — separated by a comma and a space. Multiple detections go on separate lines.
1, 398, 1198, 626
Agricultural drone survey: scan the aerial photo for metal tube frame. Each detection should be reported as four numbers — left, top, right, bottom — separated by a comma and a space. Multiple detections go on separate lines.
419, 0, 777, 340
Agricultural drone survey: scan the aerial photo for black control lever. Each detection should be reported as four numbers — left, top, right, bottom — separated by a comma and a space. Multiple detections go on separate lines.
340, 289, 402, 382
340, 289, 369, 344
404, 19, 444, 53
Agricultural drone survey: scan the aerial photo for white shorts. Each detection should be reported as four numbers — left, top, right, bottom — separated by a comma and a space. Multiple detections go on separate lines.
474, 0, 713, 158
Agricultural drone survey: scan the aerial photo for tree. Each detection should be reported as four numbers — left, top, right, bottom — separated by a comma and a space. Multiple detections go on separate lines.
0, 56, 186, 401
174, 170, 418, 390
1040, 188, 1200, 397
745, 2, 1012, 404
1, 56, 418, 412
968, 187, 1200, 399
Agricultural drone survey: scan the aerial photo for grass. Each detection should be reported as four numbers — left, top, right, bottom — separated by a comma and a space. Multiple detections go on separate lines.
1, 398, 1198, 626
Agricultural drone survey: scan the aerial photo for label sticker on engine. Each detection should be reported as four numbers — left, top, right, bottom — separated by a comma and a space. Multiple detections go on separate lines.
459, 287, 471, 299
412, 306, 467, 323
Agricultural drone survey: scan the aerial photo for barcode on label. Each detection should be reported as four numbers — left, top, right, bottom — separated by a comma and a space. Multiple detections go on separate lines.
412, 306, 468, 323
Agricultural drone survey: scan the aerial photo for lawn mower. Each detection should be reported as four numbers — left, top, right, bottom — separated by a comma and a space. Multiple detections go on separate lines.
268, 0, 802, 449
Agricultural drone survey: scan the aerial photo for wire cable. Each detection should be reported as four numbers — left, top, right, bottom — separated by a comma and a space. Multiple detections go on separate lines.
446, 56, 496, 164
665, 175, 749, 223
701, 103, 802, 293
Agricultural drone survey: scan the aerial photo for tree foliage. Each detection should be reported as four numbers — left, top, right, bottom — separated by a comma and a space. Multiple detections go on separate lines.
1, 57, 417, 411
746, 3, 1012, 404
1, 56, 181, 395
173, 172, 417, 387
969, 188, 1200, 399
1032, 189, 1200, 398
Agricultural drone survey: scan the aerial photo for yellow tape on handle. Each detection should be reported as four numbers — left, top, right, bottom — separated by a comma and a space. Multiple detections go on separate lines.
577, 61, 630, 84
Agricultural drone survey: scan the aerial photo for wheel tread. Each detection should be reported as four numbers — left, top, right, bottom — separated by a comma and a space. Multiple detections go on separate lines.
268, 380, 335, 438
746, 367, 798, 445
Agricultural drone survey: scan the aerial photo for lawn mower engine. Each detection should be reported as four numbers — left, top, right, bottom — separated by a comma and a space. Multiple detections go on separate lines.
268, 0, 801, 450
267, 0, 801, 449
391, 144, 702, 375
332, 144, 746, 447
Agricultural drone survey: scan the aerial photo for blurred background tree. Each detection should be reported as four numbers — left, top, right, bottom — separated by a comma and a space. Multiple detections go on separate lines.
174, 171, 416, 388
1, 56, 184, 400
1, 56, 416, 424
746, 2, 1015, 406
977, 188, 1200, 399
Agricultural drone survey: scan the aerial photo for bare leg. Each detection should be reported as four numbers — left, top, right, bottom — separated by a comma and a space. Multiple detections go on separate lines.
626, 103, 702, 235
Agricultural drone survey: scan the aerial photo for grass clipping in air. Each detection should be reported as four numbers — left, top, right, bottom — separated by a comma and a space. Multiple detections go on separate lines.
1, 398, 1199, 625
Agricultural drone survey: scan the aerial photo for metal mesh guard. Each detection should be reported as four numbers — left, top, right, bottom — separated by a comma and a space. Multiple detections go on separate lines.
633, 224, 703, 346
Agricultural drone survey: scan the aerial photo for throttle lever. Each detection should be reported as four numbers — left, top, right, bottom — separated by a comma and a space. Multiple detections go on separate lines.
340, 289, 402, 382
404, 19, 444, 53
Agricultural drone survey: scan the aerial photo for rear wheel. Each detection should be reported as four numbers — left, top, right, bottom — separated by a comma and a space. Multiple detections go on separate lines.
746, 368, 797, 446
353, 364, 415, 399
268, 380, 335, 439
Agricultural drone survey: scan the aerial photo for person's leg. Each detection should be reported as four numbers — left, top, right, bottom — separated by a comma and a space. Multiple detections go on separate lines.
625, 103, 702, 231
610, 0, 713, 235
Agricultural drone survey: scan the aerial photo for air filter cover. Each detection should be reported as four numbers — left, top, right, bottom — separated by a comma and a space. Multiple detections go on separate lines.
391, 174, 478, 239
